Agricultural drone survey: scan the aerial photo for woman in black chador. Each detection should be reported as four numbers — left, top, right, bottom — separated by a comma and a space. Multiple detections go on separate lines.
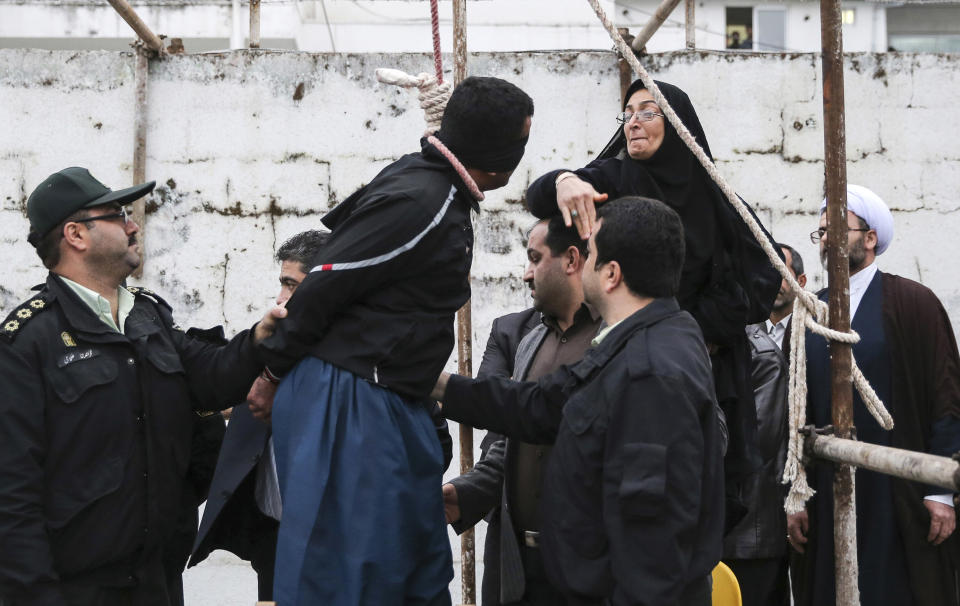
526, 79, 781, 529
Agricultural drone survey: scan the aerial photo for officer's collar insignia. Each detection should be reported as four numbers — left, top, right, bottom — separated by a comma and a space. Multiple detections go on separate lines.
61, 332, 77, 347
1, 296, 48, 342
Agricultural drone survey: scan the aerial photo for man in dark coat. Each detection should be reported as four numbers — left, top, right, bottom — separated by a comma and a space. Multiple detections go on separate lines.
434, 197, 724, 605
444, 216, 600, 605
724, 244, 805, 606
788, 184, 960, 605
0, 167, 281, 606
188, 230, 331, 601
249, 77, 535, 605
442, 305, 539, 604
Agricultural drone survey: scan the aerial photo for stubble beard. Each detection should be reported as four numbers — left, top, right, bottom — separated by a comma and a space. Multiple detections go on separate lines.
772, 294, 795, 314
820, 236, 867, 274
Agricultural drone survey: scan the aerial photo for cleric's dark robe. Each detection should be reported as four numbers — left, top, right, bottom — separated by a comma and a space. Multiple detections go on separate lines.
792, 271, 960, 606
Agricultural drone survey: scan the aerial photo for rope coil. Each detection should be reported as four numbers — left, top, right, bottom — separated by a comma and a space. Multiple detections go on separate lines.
375, 68, 452, 136
584, 0, 893, 513
374, 72, 482, 202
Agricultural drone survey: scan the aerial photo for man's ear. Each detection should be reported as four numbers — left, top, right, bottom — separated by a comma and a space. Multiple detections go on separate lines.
564, 246, 583, 274
61, 222, 89, 253
604, 260, 623, 293
798, 273, 808, 289
864, 229, 879, 252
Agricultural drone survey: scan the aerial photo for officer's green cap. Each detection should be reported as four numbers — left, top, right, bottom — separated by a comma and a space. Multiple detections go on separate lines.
26, 167, 155, 247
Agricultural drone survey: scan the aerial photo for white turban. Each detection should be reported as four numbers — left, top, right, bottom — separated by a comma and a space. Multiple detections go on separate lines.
819, 184, 894, 255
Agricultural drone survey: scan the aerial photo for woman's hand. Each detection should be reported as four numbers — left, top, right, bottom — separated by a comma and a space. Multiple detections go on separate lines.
556, 173, 607, 240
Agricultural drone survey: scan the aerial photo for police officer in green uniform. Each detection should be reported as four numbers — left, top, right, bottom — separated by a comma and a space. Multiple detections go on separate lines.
0, 167, 283, 606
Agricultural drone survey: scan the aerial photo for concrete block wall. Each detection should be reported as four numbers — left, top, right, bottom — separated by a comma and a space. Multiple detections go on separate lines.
3, 47, 960, 601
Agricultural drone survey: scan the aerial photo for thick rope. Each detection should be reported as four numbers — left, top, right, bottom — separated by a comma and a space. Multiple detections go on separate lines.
429, 0, 444, 84
584, 0, 893, 512
427, 135, 484, 201
375, 68, 451, 135
374, 70, 482, 201
783, 297, 817, 513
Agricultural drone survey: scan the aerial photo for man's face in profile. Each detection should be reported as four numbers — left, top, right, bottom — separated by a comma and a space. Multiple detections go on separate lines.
276, 260, 307, 305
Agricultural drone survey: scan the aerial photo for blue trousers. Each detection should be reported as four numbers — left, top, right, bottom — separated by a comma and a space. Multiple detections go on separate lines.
272, 357, 453, 606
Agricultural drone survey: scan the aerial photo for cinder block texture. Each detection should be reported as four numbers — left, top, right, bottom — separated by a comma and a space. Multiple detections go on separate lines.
5, 47, 960, 604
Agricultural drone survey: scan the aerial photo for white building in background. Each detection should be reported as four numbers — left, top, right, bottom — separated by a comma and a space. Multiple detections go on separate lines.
1, 0, 958, 54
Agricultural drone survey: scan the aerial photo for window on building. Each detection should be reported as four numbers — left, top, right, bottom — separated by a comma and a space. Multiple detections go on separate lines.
888, 5, 960, 53
725, 6, 752, 50
755, 7, 786, 51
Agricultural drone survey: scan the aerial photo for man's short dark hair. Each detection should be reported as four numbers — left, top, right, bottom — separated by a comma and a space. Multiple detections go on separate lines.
777, 242, 804, 277
276, 230, 331, 272
594, 197, 685, 298
35, 209, 90, 269
439, 76, 534, 158
544, 215, 587, 258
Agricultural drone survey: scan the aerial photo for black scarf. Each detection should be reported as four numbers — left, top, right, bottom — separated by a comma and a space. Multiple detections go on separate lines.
599, 79, 779, 327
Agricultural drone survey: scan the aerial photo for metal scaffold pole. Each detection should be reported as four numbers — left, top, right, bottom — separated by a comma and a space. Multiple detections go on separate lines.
249, 0, 261, 48
819, 0, 858, 602
631, 0, 682, 52
105, 0, 165, 52
105, 0, 163, 278
131, 43, 149, 278
806, 433, 960, 492
452, 3, 476, 605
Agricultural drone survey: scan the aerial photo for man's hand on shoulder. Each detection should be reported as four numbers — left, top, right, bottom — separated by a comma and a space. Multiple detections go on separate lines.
253, 305, 288, 345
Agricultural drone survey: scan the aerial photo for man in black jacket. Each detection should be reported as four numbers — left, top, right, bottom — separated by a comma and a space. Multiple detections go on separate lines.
188, 230, 331, 601
187, 230, 456, 602
0, 167, 282, 606
433, 197, 724, 605
722, 244, 804, 606
251, 76, 534, 605
444, 216, 600, 605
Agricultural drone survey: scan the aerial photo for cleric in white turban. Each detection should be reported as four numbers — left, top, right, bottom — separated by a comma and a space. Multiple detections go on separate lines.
792, 184, 960, 606
818, 183, 895, 255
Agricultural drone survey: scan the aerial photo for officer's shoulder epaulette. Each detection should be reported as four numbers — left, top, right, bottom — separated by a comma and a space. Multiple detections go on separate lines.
1, 294, 51, 343
126, 285, 173, 312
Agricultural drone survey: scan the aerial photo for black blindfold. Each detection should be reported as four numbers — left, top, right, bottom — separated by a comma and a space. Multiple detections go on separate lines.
436, 132, 529, 173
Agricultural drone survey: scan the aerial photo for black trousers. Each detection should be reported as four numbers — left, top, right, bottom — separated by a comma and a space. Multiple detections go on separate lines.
726, 557, 790, 606
502, 545, 565, 606
3, 552, 172, 606
249, 525, 278, 601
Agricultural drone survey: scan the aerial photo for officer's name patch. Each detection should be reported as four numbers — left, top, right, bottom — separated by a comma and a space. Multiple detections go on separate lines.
58, 348, 99, 368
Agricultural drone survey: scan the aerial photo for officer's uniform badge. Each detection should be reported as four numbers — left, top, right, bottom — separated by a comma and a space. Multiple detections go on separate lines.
1, 295, 49, 342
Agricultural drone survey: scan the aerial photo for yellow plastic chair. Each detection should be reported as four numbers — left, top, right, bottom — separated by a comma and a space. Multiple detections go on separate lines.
711, 561, 742, 606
